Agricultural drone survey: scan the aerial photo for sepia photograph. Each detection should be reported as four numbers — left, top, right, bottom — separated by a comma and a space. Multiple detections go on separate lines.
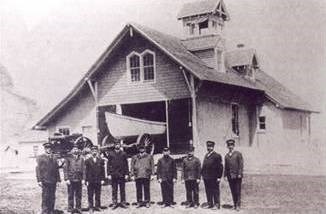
1, 0, 325, 213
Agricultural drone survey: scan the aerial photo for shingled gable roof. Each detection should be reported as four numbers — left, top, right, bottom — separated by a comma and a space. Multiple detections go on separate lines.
177, 0, 230, 20
181, 34, 222, 51
225, 49, 258, 67
255, 70, 316, 112
33, 23, 314, 129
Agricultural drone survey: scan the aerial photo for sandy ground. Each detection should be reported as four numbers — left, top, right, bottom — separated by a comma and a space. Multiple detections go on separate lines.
0, 172, 326, 214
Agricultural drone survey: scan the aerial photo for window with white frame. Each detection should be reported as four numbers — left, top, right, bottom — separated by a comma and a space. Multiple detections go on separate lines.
143, 52, 154, 81
258, 116, 266, 130
231, 104, 239, 136
129, 54, 141, 82
127, 50, 156, 83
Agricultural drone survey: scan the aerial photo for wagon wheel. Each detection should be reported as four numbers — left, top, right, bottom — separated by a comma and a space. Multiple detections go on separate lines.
136, 133, 154, 155
73, 136, 93, 151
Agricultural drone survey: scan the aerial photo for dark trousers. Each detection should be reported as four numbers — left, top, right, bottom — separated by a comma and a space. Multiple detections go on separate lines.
111, 177, 126, 203
135, 178, 150, 203
67, 181, 82, 210
185, 180, 199, 205
203, 179, 220, 207
41, 183, 56, 214
87, 182, 101, 208
228, 178, 242, 208
160, 180, 174, 205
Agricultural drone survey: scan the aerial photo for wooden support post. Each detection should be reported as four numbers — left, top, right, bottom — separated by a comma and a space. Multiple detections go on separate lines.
165, 100, 170, 148
180, 67, 192, 93
308, 114, 311, 143
86, 79, 100, 145
190, 75, 199, 150
94, 82, 100, 146
87, 79, 97, 103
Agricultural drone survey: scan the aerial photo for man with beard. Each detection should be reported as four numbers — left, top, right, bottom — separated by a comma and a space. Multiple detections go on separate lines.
63, 145, 85, 213
107, 143, 129, 209
201, 141, 223, 210
130, 145, 154, 208
224, 139, 244, 211
156, 147, 177, 208
36, 142, 61, 214
84, 146, 105, 213
181, 146, 201, 209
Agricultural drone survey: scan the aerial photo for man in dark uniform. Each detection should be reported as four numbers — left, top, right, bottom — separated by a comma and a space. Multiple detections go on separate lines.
63, 145, 85, 213
84, 145, 105, 212
107, 143, 129, 209
224, 139, 244, 211
156, 147, 177, 208
36, 142, 61, 214
181, 146, 201, 209
201, 141, 223, 210
130, 145, 154, 208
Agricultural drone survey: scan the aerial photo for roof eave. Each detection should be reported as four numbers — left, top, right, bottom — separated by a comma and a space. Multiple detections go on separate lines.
264, 93, 317, 113
33, 25, 131, 129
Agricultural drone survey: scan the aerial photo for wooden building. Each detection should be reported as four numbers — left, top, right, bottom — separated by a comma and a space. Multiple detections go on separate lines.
32, 0, 316, 158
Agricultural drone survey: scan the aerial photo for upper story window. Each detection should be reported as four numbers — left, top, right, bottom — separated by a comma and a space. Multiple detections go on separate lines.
130, 55, 141, 82
188, 23, 195, 35
127, 50, 156, 83
143, 52, 154, 81
199, 20, 209, 35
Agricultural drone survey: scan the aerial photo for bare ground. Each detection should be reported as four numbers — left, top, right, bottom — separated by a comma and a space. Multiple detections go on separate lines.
0, 172, 326, 214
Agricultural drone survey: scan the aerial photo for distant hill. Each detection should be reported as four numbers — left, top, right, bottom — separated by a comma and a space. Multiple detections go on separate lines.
0, 64, 38, 145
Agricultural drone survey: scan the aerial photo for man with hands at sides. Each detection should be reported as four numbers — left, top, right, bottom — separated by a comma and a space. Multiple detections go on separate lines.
201, 141, 223, 210
107, 143, 129, 209
63, 145, 85, 214
36, 142, 61, 214
181, 146, 201, 209
130, 145, 155, 208
84, 145, 105, 213
156, 147, 177, 208
224, 139, 244, 212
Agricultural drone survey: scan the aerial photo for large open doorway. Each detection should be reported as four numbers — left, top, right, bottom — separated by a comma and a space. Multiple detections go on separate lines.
98, 98, 192, 155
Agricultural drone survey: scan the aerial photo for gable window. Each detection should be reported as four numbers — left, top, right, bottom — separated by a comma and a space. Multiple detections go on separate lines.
57, 127, 70, 135
258, 116, 266, 130
129, 54, 141, 82
231, 104, 239, 136
143, 52, 154, 81
127, 50, 156, 83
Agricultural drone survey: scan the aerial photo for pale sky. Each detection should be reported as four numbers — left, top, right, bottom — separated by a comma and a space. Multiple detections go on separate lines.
1, 0, 326, 133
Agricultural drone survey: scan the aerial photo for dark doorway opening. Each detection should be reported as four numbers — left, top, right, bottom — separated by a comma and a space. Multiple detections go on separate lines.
98, 99, 192, 155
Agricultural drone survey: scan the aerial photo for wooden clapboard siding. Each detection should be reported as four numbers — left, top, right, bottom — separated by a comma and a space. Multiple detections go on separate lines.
47, 87, 97, 143
192, 49, 216, 69
254, 101, 310, 149
97, 33, 190, 105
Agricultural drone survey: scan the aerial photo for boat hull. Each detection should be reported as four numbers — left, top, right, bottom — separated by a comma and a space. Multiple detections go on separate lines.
105, 112, 166, 139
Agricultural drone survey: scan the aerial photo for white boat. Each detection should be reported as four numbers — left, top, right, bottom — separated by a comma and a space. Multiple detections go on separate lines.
105, 112, 166, 139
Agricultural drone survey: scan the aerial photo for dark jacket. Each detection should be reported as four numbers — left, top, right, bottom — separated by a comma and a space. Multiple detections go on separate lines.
63, 155, 85, 181
182, 156, 201, 181
107, 150, 129, 178
84, 156, 105, 183
201, 151, 223, 179
130, 153, 154, 179
36, 154, 61, 183
156, 155, 177, 181
224, 151, 244, 179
